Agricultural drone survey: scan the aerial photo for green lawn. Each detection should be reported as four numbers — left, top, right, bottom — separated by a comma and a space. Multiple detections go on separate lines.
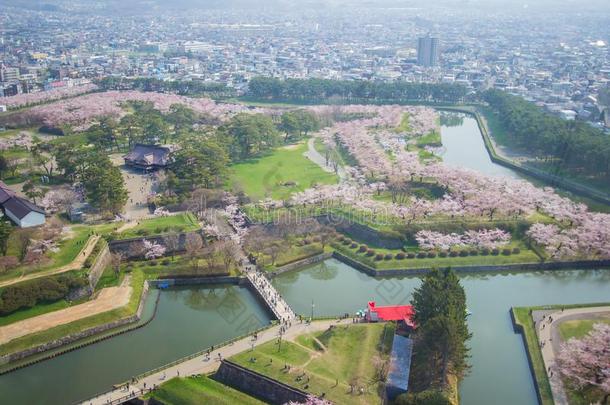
558, 318, 610, 341
116, 212, 199, 239
0, 300, 70, 327
229, 142, 338, 201
415, 130, 442, 147
148, 375, 264, 405
231, 323, 392, 405
0, 225, 93, 283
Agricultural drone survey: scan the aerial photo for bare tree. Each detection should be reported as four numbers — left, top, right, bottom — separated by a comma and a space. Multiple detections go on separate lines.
110, 252, 125, 277
264, 240, 285, 266
185, 233, 204, 270
218, 240, 239, 273
165, 231, 180, 260
201, 243, 218, 273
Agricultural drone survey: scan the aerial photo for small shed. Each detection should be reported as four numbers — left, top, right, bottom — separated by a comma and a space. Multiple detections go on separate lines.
2, 196, 45, 228
386, 334, 414, 401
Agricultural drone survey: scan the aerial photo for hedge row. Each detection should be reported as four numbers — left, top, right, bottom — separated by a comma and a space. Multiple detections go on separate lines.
336, 237, 521, 261
0, 273, 88, 315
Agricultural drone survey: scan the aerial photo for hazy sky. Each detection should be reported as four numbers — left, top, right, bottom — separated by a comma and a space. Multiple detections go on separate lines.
2, 0, 610, 14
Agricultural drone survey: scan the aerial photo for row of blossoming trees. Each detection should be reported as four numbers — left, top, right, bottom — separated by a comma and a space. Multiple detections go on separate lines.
254, 104, 610, 261
4, 90, 608, 260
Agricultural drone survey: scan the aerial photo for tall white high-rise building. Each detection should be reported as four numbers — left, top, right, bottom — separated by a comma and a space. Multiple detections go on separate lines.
417, 36, 440, 67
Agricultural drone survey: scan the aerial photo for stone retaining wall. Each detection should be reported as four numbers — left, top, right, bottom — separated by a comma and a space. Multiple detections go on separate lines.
214, 360, 309, 405
108, 231, 204, 259
317, 215, 404, 249
331, 251, 610, 277
89, 244, 112, 289
510, 308, 545, 405
147, 276, 241, 287
268, 252, 333, 277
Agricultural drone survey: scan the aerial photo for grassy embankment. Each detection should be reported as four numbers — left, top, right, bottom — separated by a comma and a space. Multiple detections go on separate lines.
0, 268, 146, 356
231, 323, 394, 405
114, 212, 200, 239
512, 303, 610, 405
229, 142, 338, 201
332, 238, 540, 271
147, 375, 265, 405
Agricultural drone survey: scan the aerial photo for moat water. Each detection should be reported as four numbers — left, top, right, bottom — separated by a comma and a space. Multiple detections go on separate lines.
0, 112, 607, 404
272, 259, 610, 405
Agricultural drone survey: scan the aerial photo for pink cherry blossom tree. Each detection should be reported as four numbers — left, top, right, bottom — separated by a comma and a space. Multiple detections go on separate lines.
556, 323, 610, 401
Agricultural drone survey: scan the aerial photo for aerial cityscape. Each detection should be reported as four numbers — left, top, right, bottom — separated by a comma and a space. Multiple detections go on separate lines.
0, 1, 608, 405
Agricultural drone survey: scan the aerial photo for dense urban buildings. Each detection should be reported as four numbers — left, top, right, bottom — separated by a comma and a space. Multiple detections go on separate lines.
0, 1, 609, 130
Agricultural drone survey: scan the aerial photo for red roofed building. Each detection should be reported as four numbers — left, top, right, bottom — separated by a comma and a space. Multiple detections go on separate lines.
366, 301, 416, 328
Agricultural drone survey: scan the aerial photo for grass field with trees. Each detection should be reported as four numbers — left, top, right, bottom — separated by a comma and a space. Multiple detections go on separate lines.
229, 142, 338, 201
231, 323, 394, 405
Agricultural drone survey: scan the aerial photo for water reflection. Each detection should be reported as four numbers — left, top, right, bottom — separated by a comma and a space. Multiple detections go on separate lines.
273, 259, 610, 405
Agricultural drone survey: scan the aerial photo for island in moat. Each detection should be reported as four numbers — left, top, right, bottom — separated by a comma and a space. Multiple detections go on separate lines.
0, 81, 608, 405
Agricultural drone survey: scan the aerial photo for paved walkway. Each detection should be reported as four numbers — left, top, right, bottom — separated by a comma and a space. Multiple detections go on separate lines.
0, 275, 132, 345
80, 318, 346, 405
0, 235, 101, 289
305, 137, 347, 180
244, 266, 295, 321
534, 305, 610, 405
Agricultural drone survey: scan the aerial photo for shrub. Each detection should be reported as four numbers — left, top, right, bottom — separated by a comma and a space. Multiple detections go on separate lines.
350, 242, 358, 249
502, 248, 512, 256
149, 260, 158, 266
375, 253, 384, 261
154, 227, 162, 234
449, 251, 459, 257
469, 250, 478, 256
384, 253, 393, 260
0, 256, 19, 273
395, 252, 406, 260
342, 238, 351, 245
161, 259, 171, 266
481, 248, 490, 256
417, 252, 427, 259
491, 248, 500, 256
0, 273, 87, 316
337, 235, 345, 242
459, 250, 469, 257
427, 252, 436, 258
312, 236, 321, 242
439, 251, 448, 258
303, 238, 311, 245
407, 253, 415, 259
512, 247, 521, 254
366, 249, 376, 257
358, 245, 368, 253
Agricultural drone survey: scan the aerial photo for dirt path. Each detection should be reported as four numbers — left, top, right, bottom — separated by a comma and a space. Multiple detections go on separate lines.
534, 305, 610, 405
304, 137, 347, 180
0, 235, 101, 289
0, 275, 132, 345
